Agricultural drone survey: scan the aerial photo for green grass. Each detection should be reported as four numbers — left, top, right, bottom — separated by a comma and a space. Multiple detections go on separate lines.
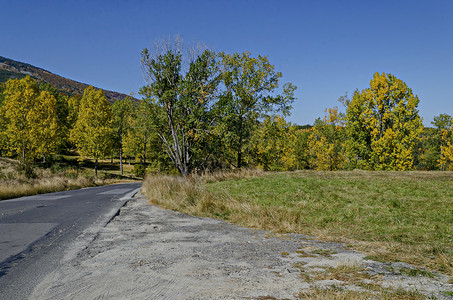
205, 171, 453, 276
142, 170, 453, 277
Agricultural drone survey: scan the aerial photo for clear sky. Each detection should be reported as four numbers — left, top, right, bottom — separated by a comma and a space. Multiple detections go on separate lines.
1, 0, 452, 126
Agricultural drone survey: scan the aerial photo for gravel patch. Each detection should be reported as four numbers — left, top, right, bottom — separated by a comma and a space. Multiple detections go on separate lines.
31, 193, 453, 299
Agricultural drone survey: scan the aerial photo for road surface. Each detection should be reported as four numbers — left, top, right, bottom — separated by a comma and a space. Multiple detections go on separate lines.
0, 182, 141, 299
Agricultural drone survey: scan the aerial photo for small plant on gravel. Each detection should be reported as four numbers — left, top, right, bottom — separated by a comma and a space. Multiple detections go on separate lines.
310, 263, 371, 283
399, 267, 437, 278
311, 249, 338, 257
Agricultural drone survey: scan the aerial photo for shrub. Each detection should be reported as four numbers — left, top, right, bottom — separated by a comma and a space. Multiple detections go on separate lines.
15, 162, 36, 179
132, 164, 146, 178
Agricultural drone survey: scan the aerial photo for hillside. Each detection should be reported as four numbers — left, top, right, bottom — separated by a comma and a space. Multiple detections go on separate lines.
0, 56, 133, 103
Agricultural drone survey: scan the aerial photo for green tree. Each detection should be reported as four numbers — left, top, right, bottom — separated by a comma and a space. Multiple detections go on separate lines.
70, 86, 113, 179
416, 114, 452, 170
344, 72, 423, 170
140, 41, 221, 176
122, 100, 169, 172
123, 100, 152, 165
112, 96, 135, 174
218, 51, 296, 168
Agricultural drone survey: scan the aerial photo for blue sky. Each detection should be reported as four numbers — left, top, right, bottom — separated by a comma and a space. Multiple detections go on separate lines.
1, 0, 452, 126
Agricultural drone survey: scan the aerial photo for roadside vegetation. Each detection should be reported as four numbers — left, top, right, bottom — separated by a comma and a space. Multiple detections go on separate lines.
142, 170, 453, 281
0, 155, 139, 201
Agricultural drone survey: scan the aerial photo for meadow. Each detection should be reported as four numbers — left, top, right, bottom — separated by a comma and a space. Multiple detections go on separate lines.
142, 170, 453, 279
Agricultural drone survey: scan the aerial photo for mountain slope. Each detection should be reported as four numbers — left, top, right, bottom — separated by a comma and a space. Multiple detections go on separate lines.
0, 56, 133, 103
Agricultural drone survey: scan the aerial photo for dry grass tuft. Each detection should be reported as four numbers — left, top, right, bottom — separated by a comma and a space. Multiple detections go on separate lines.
310, 263, 371, 283
0, 175, 97, 200
0, 157, 120, 200
297, 287, 424, 300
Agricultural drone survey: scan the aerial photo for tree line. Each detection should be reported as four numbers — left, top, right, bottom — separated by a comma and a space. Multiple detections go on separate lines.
1, 44, 453, 177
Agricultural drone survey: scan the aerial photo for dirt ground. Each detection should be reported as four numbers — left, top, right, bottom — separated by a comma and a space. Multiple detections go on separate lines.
31, 193, 453, 299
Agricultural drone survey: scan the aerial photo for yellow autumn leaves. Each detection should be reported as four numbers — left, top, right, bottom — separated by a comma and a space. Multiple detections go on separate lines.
0, 76, 59, 162
69, 86, 113, 163
307, 72, 424, 171
253, 72, 428, 171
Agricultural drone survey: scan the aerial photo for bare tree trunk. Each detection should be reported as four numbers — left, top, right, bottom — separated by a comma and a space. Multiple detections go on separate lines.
95, 158, 98, 180
119, 148, 123, 175
22, 140, 25, 162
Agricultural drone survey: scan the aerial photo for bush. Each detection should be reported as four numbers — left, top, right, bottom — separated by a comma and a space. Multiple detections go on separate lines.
15, 162, 37, 179
132, 164, 146, 178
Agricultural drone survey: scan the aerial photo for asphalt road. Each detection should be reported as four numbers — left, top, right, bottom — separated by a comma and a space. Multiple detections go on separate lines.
0, 182, 141, 299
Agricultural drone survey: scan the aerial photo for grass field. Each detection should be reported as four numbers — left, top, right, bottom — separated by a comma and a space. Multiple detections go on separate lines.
142, 170, 453, 280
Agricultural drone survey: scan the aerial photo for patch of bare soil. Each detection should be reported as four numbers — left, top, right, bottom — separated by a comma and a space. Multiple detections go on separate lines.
31, 193, 453, 299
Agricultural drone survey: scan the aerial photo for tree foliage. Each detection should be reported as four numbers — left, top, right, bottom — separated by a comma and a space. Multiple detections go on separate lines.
344, 72, 423, 170
217, 52, 296, 168
251, 115, 298, 171
308, 107, 346, 171
2, 51, 450, 176
140, 40, 221, 176
70, 86, 113, 179
112, 96, 135, 174
438, 115, 453, 170
1, 76, 59, 161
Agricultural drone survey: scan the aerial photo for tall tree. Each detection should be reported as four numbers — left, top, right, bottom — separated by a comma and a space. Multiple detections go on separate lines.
70, 86, 113, 179
1, 77, 60, 162
344, 72, 423, 170
218, 51, 296, 168
1, 77, 40, 161
39, 82, 71, 151
140, 40, 221, 176
29, 90, 59, 161
123, 100, 153, 165
112, 96, 135, 174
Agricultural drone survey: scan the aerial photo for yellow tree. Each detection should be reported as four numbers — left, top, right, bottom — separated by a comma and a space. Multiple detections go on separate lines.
308, 107, 346, 170
29, 90, 59, 161
1, 76, 40, 161
70, 86, 113, 179
345, 73, 423, 170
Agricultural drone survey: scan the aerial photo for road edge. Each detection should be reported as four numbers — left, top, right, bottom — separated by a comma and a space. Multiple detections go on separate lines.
57, 187, 141, 264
